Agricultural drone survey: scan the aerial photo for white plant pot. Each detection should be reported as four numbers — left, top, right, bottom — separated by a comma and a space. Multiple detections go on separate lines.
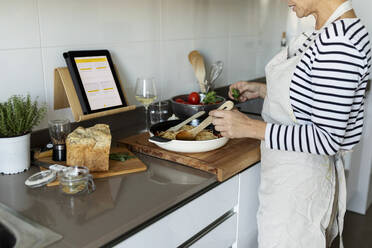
0, 133, 30, 174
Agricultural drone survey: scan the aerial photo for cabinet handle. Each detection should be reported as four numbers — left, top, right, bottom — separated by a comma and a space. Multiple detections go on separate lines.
178, 209, 235, 248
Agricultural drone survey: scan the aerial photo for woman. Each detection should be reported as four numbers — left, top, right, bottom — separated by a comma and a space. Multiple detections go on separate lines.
210, 0, 371, 247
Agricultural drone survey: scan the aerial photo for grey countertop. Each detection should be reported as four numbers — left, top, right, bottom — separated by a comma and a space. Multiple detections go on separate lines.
0, 153, 217, 248
0, 82, 265, 247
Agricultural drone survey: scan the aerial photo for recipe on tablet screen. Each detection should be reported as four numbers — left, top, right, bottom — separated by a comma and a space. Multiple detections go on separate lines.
74, 56, 123, 111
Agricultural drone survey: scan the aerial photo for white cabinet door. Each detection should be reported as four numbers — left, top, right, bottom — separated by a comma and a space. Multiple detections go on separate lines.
189, 213, 237, 248
237, 163, 260, 248
115, 175, 239, 248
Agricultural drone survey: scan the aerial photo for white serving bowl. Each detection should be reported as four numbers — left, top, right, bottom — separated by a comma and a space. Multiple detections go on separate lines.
149, 119, 229, 153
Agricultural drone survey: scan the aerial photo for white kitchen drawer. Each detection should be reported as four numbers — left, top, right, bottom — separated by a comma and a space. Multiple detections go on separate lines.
188, 212, 237, 248
115, 175, 239, 248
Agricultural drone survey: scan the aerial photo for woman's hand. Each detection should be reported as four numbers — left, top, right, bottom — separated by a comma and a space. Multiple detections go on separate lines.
228, 81, 266, 102
209, 109, 266, 140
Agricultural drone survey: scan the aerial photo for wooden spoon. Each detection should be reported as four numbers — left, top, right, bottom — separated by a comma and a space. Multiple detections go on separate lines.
188, 50, 207, 93
176, 101, 234, 140
166, 111, 206, 132
188, 50, 200, 64
195, 56, 207, 93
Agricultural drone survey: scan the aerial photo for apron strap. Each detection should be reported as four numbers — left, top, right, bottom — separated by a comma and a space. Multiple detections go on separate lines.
335, 152, 347, 248
306, 4, 353, 245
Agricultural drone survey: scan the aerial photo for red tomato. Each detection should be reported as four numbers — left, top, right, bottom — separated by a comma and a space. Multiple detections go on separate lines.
175, 98, 185, 103
188, 92, 200, 104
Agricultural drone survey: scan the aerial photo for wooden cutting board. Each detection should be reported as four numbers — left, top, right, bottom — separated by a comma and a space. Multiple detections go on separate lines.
37, 146, 147, 186
117, 133, 261, 182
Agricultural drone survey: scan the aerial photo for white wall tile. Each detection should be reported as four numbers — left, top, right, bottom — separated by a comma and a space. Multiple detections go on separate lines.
108, 42, 162, 105
0, 48, 47, 129
102, 0, 161, 43
160, 40, 198, 100
194, 0, 230, 39
256, 44, 278, 77
194, 38, 229, 88
255, 0, 288, 78
38, 0, 161, 47
229, 0, 259, 37
258, 0, 288, 41
0, 0, 40, 49
162, 0, 195, 40
228, 36, 259, 82
0, 49, 45, 102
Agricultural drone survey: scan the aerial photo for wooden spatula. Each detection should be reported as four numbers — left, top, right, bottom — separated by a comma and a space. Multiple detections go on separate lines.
149, 111, 206, 143
167, 111, 206, 132
176, 101, 234, 140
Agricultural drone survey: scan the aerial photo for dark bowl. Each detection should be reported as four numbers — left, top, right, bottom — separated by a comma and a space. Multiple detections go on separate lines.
170, 93, 226, 119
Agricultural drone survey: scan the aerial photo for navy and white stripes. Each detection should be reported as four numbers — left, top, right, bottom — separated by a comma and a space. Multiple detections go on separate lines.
265, 18, 371, 155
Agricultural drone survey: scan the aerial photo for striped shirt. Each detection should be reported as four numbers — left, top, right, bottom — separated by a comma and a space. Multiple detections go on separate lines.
265, 18, 371, 156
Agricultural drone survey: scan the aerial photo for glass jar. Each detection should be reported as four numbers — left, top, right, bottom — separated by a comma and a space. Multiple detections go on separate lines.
149, 101, 171, 125
58, 166, 95, 195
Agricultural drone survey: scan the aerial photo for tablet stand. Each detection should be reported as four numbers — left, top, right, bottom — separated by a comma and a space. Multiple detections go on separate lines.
54, 67, 136, 122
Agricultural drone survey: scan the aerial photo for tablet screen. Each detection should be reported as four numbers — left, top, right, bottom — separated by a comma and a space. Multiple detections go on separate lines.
74, 56, 123, 111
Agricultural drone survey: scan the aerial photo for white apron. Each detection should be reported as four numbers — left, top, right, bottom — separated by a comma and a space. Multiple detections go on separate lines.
258, 2, 352, 248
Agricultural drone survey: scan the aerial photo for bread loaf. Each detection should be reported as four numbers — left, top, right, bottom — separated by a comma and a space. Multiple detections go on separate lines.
66, 124, 111, 172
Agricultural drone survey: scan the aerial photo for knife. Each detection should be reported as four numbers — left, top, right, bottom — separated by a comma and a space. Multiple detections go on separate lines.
31, 159, 54, 170
31, 148, 53, 169
32, 159, 69, 173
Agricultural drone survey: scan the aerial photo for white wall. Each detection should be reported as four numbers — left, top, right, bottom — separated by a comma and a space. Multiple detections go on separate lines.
0, 0, 288, 130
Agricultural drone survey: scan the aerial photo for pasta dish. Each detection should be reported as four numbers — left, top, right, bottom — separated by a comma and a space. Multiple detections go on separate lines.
158, 125, 219, 141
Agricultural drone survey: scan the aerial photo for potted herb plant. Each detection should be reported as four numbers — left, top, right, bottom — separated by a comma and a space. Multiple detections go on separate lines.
0, 94, 46, 174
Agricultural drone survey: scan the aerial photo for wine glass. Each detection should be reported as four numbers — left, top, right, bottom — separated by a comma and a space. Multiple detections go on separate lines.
135, 77, 157, 131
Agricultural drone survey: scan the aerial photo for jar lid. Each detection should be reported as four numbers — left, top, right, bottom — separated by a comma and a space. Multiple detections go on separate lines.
25, 170, 56, 188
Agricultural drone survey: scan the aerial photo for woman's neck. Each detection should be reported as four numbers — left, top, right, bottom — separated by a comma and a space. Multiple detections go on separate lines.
313, 0, 352, 30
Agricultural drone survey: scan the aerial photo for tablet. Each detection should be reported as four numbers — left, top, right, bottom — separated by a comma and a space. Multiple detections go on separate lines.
63, 50, 127, 114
